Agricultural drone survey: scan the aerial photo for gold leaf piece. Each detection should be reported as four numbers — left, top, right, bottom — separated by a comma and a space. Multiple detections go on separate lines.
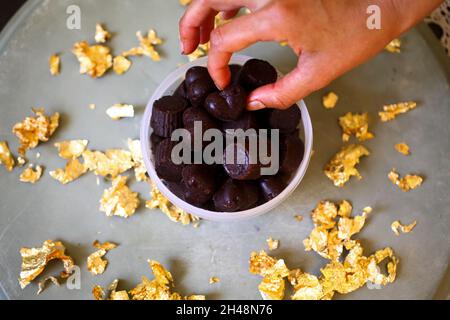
395, 143, 410, 156
49, 158, 87, 185
188, 43, 209, 61
19, 240, 75, 289
179, 0, 192, 5
54, 140, 88, 159
49, 54, 60, 76
128, 139, 147, 182
100, 175, 140, 218
266, 238, 280, 251
20, 165, 43, 184
324, 144, 370, 187
82, 149, 133, 178
113, 56, 132, 75
0, 141, 15, 171
391, 220, 417, 236
388, 169, 423, 192
385, 38, 402, 53
106, 104, 135, 120
37, 276, 60, 295
322, 92, 339, 109
339, 112, 374, 142
123, 30, 162, 62
379, 101, 417, 122
95, 24, 111, 44
209, 277, 220, 284
72, 41, 113, 78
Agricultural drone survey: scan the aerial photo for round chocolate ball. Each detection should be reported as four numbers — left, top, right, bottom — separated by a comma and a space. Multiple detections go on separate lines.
259, 175, 287, 202
185, 66, 211, 87
174, 81, 188, 100
239, 59, 278, 92
223, 142, 262, 181
182, 165, 217, 206
280, 134, 304, 176
269, 104, 302, 134
151, 96, 188, 138
213, 179, 259, 212
187, 77, 216, 108
205, 85, 246, 122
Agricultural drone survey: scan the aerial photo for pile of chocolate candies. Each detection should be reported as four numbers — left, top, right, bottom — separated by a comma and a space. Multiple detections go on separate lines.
150, 59, 304, 213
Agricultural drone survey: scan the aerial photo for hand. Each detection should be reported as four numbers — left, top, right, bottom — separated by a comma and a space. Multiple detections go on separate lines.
180, 0, 442, 109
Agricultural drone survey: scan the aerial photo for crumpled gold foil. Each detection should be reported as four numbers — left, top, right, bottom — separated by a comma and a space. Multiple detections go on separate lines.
266, 238, 279, 251
128, 260, 205, 300
87, 241, 118, 275
72, 41, 113, 78
113, 56, 132, 75
324, 144, 370, 187
100, 175, 140, 218
49, 54, 60, 76
188, 43, 210, 62
19, 165, 43, 184
12, 108, 60, 155
49, 158, 87, 185
379, 101, 417, 122
122, 30, 162, 62
83, 149, 134, 178
37, 276, 60, 295
339, 112, 374, 142
322, 92, 339, 109
385, 38, 402, 53
19, 240, 75, 289
0, 141, 15, 171
179, 0, 192, 5
106, 104, 135, 120
92, 285, 105, 300
209, 277, 220, 284
388, 169, 423, 192
289, 269, 327, 300
54, 140, 88, 159
128, 139, 147, 182
395, 142, 410, 155
391, 220, 417, 236
95, 24, 111, 44
146, 180, 200, 225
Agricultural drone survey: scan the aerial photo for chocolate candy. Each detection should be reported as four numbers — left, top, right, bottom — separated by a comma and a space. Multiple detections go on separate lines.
229, 64, 242, 85
150, 133, 164, 150
280, 133, 304, 176
213, 179, 259, 212
222, 111, 258, 132
185, 66, 211, 87
174, 81, 188, 100
269, 104, 302, 134
155, 138, 184, 182
164, 181, 187, 200
187, 78, 216, 108
182, 165, 216, 206
239, 59, 278, 91
205, 85, 246, 121
183, 107, 218, 130
151, 96, 188, 138
259, 175, 287, 202
223, 142, 262, 180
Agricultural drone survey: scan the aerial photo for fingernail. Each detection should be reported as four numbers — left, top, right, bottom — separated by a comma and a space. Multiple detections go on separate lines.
248, 100, 266, 110
179, 40, 185, 55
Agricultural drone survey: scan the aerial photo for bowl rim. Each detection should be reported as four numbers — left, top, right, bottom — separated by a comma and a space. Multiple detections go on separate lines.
141, 54, 313, 222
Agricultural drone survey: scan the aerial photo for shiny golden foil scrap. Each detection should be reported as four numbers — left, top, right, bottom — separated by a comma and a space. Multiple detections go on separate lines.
100, 175, 140, 218
188, 43, 209, 61
113, 56, 132, 75
209, 277, 221, 284
385, 38, 402, 53
294, 215, 304, 222
388, 169, 423, 192
49, 158, 87, 185
0, 141, 15, 171
95, 23, 111, 44
324, 144, 370, 187
391, 220, 417, 236
128, 139, 147, 182
322, 92, 339, 109
54, 140, 88, 159
339, 112, 374, 142
123, 29, 162, 61
72, 41, 113, 78
20, 165, 43, 184
395, 142, 410, 155
19, 240, 75, 289
106, 104, 135, 120
49, 54, 60, 76
92, 285, 106, 300
37, 276, 60, 295
179, 0, 192, 5
82, 149, 134, 178
12, 108, 60, 155
379, 101, 417, 122
87, 249, 108, 275
266, 238, 279, 251
146, 180, 199, 225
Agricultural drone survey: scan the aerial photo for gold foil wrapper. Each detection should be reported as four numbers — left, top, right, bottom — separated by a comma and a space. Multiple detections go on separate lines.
54, 140, 88, 159
49, 54, 60, 76
379, 101, 417, 122
122, 30, 162, 62
0, 141, 15, 171
339, 112, 374, 142
20, 165, 43, 184
87, 241, 118, 275
324, 144, 370, 187
72, 41, 113, 78
83, 149, 134, 178
49, 158, 87, 185
100, 175, 140, 218
37, 276, 60, 295
266, 238, 279, 251
388, 169, 423, 192
209, 277, 220, 284
113, 56, 132, 75
322, 92, 339, 109
385, 38, 402, 53
95, 24, 111, 44
395, 142, 410, 155
128, 139, 148, 182
391, 220, 417, 236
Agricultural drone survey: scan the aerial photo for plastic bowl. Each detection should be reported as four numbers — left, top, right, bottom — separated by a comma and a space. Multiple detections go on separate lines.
141, 54, 313, 222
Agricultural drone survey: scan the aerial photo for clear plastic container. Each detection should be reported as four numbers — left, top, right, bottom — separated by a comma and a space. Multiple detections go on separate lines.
141, 54, 313, 222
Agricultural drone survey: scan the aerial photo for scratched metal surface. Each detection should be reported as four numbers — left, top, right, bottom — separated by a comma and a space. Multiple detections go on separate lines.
0, 0, 449, 300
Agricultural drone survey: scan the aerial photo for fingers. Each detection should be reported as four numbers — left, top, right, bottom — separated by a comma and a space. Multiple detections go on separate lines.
208, 12, 270, 89
221, 9, 240, 20
248, 54, 332, 110
179, 0, 250, 54
199, 11, 217, 44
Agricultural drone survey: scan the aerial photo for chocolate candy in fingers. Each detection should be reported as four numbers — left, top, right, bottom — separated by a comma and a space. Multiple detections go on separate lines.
185, 66, 211, 87
229, 64, 243, 85
181, 165, 217, 206
239, 59, 278, 91
151, 96, 188, 138
269, 104, 302, 134
259, 175, 287, 202
280, 133, 304, 176
205, 85, 246, 122
188, 77, 217, 107
155, 138, 184, 182
213, 179, 259, 212
222, 111, 258, 132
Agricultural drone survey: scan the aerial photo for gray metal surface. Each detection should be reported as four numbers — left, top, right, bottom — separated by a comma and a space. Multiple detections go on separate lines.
0, 0, 449, 300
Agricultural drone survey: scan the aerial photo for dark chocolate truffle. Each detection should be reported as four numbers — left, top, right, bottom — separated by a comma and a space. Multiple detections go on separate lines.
182, 165, 216, 206
151, 96, 188, 138
259, 175, 287, 202
223, 142, 262, 180
185, 66, 211, 87
239, 59, 278, 91
187, 77, 216, 107
155, 138, 184, 182
280, 134, 304, 175
268, 104, 302, 134
150, 133, 164, 150
229, 64, 243, 85
213, 179, 259, 212
174, 81, 188, 100
222, 111, 258, 132
205, 85, 246, 122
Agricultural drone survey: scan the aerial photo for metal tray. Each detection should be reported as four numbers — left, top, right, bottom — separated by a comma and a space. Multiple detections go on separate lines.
0, 0, 449, 300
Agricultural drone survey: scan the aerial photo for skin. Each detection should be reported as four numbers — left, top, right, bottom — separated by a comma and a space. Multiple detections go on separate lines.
180, 0, 443, 109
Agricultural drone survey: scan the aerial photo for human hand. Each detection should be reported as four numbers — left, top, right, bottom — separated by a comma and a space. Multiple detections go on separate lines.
180, 0, 443, 109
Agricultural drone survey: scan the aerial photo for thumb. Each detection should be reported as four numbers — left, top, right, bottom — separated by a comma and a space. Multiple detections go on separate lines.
247, 54, 331, 110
